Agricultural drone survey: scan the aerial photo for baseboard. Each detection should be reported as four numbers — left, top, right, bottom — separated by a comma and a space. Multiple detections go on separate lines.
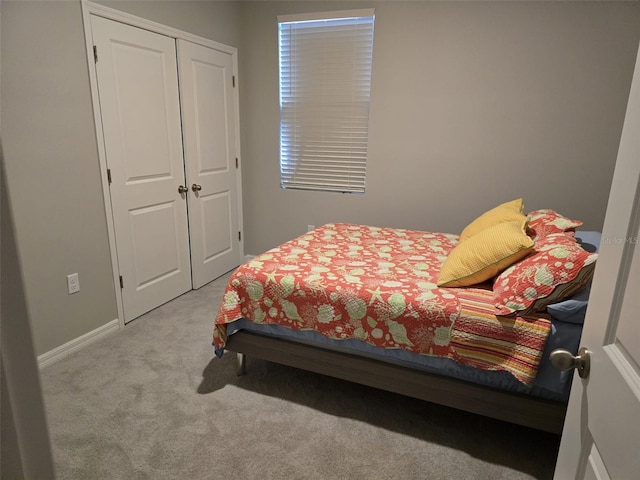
244, 254, 256, 261
38, 319, 120, 370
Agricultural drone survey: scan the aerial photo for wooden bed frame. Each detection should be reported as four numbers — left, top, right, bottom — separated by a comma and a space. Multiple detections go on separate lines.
226, 330, 567, 434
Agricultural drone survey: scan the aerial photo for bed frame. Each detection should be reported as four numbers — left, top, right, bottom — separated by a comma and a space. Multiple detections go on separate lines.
226, 330, 567, 434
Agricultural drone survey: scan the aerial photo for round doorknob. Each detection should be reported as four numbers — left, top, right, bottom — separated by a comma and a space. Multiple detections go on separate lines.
192, 184, 202, 192
550, 347, 591, 379
178, 185, 188, 194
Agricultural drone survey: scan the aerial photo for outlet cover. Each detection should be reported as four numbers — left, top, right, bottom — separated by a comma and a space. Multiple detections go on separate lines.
67, 273, 80, 294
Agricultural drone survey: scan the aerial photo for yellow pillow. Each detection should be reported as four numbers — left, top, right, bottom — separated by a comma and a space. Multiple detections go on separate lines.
460, 198, 525, 241
438, 219, 534, 287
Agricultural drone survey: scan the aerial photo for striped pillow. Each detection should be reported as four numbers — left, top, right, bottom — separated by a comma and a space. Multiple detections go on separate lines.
460, 198, 525, 241
438, 218, 534, 288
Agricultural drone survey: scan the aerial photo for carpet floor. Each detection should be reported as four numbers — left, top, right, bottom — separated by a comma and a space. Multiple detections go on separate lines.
40, 273, 561, 479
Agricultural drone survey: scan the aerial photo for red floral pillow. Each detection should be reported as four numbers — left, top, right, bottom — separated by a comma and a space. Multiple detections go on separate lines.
493, 233, 597, 315
527, 209, 583, 237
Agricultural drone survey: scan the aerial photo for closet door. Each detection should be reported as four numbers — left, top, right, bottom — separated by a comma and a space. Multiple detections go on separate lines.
177, 40, 243, 288
91, 16, 192, 322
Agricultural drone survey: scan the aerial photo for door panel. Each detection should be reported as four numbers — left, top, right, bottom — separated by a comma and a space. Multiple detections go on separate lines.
192, 61, 229, 172
616, 247, 640, 359
111, 43, 174, 181
91, 16, 192, 322
554, 40, 640, 479
178, 40, 242, 288
129, 202, 183, 288
200, 191, 233, 261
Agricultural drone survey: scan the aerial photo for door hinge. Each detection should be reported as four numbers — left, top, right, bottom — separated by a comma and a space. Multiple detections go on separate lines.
107, 168, 112, 184
232, 75, 236, 88
238, 231, 242, 241
119, 275, 123, 289
93, 45, 98, 63
235, 158, 238, 169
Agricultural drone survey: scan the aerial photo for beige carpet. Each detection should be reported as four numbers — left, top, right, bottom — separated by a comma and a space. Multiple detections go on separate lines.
40, 273, 560, 479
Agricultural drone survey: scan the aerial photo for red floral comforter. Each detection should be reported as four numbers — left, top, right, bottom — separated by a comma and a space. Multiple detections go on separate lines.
213, 223, 551, 384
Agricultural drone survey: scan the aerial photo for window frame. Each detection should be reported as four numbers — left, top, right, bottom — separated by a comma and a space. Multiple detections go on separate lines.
278, 9, 375, 194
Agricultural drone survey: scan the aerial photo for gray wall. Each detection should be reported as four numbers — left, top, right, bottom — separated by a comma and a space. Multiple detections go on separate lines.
239, 0, 640, 255
0, 0, 242, 356
1, 160, 56, 480
1, 0, 639, 358
2, 7, 55, 474
2, 0, 117, 357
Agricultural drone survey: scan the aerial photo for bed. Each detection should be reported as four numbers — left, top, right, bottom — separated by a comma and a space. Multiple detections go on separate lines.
212, 200, 599, 434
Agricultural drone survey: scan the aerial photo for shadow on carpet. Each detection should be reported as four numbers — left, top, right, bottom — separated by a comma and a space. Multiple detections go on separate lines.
198, 352, 560, 480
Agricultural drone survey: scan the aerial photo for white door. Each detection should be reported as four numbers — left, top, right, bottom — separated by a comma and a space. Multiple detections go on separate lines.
91, 16, 192, 322
554, 41, 640, 479
177, 40, 243, 288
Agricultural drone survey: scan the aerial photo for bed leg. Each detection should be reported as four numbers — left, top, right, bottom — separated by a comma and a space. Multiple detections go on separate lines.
235, 352, 247, 376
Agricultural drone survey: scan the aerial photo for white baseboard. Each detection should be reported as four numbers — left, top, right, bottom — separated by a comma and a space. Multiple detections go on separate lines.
38, 319, 120, 370
244, 254, 256, 261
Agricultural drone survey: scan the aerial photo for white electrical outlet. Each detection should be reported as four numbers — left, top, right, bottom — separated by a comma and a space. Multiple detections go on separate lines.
307, 224, 315, 232
67, 273, 80, 294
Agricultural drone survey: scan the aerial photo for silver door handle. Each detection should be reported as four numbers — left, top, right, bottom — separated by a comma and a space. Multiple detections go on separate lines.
178, 185, 188, 194
192, 184, 202, 192
550, 347, 591, 378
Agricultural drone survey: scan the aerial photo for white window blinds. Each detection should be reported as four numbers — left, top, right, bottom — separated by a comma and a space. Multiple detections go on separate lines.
278, 10, 375, 194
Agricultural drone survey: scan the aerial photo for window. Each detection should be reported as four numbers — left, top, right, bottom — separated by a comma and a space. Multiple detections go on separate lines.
278, 10, 375, 194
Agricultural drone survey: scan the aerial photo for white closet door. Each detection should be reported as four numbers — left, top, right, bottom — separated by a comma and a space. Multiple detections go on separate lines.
91, 16, 192, 322
177, 40, 242, 288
